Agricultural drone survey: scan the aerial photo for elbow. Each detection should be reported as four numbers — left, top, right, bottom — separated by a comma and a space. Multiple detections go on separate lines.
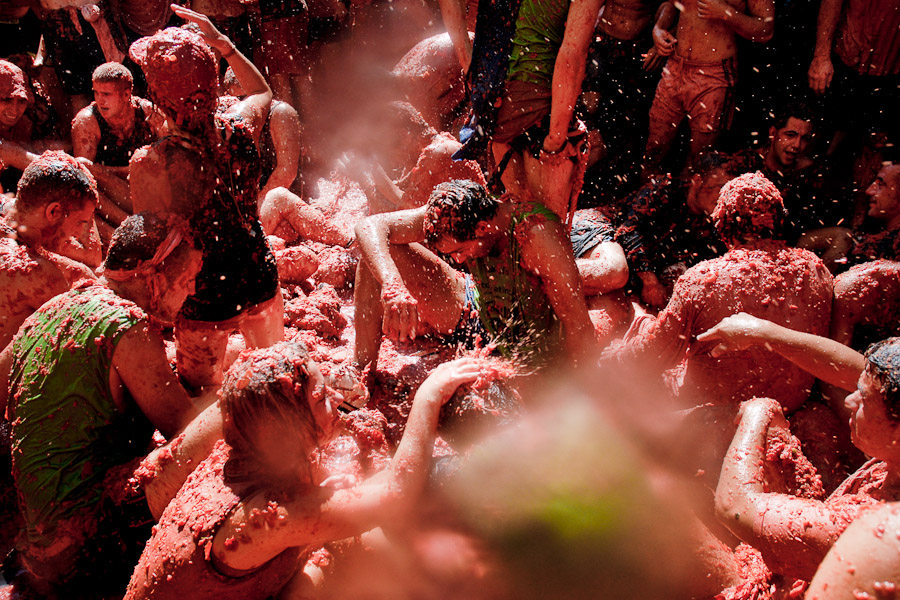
755, 23, 774, 43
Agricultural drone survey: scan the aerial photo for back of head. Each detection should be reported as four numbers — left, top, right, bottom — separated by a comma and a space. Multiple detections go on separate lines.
689, 150, 760, 182
712, 172, 785, 246
770, 100, 817, 131
92, 62, 134, 93
439, 364, 523, 452
103, 211, 196, 279
865, 337, 900, 422
16, 151, 98, 214
129, 28, 217, 125
424, 179, 498, 244
220, 341, 320, 476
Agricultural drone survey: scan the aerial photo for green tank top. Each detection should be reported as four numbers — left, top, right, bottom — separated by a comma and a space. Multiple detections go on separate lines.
469, 202, 560, 364
9, 283, 152, 545
507, 0, 571, 88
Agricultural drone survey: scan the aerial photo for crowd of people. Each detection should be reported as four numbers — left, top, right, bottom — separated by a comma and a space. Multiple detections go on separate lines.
0, 0, 898, 597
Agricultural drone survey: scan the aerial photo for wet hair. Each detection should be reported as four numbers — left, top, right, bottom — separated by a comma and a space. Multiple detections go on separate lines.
104, 211, 197, 273
864, 337, 900, 423
687, 150, 761, 182
424, 180, 499, 245
16, 151, 98, 214
712, 172, 786, 245
439, 376, 524, 451
219, 341, 321, 468
771, 100, 817, 131
92, 62, 133, 93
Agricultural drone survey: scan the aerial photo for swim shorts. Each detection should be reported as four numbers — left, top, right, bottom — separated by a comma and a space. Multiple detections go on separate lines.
648, 55, 737, 137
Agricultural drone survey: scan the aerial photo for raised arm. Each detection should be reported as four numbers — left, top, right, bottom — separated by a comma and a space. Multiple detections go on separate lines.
543, 0, 605, 153
437, 0, 473, 71
170, 4, 272, 132
213, 357, 483, 571
716, 397, 857, 581
808, 0, 843, 94
696, 312, 865, 392
697, 0, 774, 42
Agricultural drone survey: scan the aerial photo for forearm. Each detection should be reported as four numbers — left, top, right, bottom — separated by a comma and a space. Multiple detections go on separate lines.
812, 0, 843, 58
438, 0, 472, 71
752, 321, 864, 391
388, 393, 442, 498
721, 9, 773, 42
355, 219, 406, 287
654, 2, 676, 31
0, 140, 38, 171
222, 40, 271, 101
143, 401, 222, 520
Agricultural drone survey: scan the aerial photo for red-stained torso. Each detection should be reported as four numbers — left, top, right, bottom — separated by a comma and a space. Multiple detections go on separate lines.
0, 232, 71, 349
674, 0, 748, 61
125, 440, 304, 600
627, 241, 833, 412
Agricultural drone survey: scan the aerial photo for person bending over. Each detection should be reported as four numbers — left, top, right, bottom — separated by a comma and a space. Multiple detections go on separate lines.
0, 152, 100, 349
0, 212, 223, 598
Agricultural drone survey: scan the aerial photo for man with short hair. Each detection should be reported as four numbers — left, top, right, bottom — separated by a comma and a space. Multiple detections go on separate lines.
0, 212, 222, 599
0, 151, 100, 349
615, 173, 833, 473
72, 62, 166, 232
354, 180, 617, 371
757, 105, 837, 242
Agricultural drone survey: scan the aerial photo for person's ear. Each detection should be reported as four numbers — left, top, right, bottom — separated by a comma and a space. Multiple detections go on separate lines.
768, 126, 776, 141
44, 202, 64, 224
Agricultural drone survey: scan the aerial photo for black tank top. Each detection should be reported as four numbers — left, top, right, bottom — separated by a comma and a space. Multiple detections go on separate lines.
89, 99, 156, 167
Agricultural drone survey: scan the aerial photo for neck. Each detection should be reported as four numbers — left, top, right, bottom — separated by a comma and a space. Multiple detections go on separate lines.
103, 277, 151, 312
105, 99, 135, 132
8, 208, 46, 250
886, 213, 900, 231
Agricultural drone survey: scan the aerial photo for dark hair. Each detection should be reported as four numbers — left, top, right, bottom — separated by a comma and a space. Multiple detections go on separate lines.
424, 180, 499, 245
104, 212, 196, 272
92, 62, 133, 92
712, 172, 786, 245
438, 371, 523, 451
16, 151, 98, 214
864, 337, 900, 422
770, 100, 817, 131
219, 341, 320, 466
688, 150, 761, 182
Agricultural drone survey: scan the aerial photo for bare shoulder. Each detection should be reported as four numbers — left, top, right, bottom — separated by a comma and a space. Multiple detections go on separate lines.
806, 503, 900, 599
0, 239, 69, 313
71, 104, 98, 130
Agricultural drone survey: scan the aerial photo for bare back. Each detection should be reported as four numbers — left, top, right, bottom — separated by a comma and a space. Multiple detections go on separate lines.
629, 243, 833, 411
0, 237, 70, 349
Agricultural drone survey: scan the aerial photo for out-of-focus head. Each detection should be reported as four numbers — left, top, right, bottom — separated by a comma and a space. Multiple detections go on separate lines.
712, 172, 785, 246
220, 341, 342, 484
863, 338, 900, 420
102, 212, 202, 321
685, 150, 760, 216
0, 59, 32, 128
129, 28, 217, 129
439, 363, 523, 452
866, 162, 900, 224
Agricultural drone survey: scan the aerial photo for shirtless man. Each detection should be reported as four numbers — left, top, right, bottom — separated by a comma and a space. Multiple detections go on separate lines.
642, 0, 774, 176
354, 180, 609, 371
72, 62, 166, 233
580, 0, 662, 187
0, 212, 222, 598
616, 173, 833, 471
0, 151, 99, 349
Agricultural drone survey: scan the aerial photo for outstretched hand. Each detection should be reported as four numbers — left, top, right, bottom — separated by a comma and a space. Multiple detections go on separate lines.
170, 4, 231, 53
695, 312, 769, 357
416, 357, 484, 406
